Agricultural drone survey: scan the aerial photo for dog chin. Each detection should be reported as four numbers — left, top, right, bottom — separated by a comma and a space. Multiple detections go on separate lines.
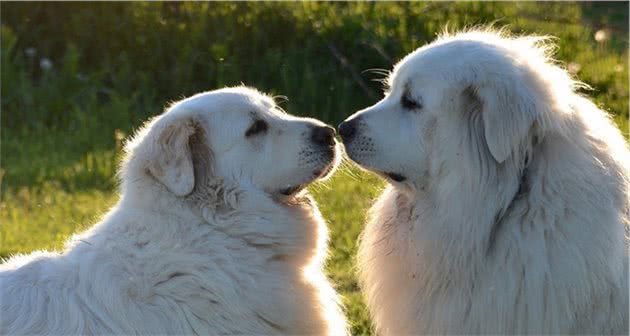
343, 153, 406, 183
274, 144, 340, 199
277, 158, 338, 198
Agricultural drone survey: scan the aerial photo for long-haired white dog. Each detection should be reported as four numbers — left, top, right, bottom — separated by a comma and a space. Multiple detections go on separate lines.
340, 29, 629, 335
1, 87, 348, 335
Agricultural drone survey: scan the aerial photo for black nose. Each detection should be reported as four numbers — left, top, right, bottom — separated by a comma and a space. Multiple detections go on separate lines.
338, 120, 356, 142
311, 125, 336, 147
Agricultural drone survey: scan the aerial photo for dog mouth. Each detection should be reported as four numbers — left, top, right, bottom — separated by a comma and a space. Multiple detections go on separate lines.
340, 144, 406, 183
277, 150, 338, 197
279, 184, 305, 196
384, 172, 406, 182
277, 164, 335, 197
341, 146, 406, 183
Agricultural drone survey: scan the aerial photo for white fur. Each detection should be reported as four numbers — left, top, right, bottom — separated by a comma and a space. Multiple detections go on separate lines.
1, 86, 348, 335
342, 29, 629, 335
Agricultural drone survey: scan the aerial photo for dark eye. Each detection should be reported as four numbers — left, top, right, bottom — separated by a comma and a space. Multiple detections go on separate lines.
245, 119, 268, 137
401, 92, 422, 110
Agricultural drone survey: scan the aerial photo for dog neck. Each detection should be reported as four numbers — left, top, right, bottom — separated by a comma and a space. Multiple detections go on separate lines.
394, 151, 532, 280
183, 178, 323, 262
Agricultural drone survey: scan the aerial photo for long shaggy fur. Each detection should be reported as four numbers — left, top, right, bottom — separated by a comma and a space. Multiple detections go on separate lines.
353, 29, 629, 335
0, 87, 347, 335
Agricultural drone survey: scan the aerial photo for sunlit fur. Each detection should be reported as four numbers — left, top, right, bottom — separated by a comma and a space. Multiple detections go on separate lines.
0, 86, 347, 335
344, 28, 629, 335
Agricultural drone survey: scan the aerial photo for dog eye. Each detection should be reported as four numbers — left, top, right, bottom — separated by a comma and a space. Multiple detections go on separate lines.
401, 92, 422, 110
245, 119, 268, 137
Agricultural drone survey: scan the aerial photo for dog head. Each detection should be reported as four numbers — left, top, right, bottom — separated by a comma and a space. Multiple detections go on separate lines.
340, 29, 574, 188
123, 86, 339, 202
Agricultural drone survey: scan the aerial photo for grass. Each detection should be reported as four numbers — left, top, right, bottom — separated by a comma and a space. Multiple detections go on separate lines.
0, 2, 627, 335
310, 165, 384, 334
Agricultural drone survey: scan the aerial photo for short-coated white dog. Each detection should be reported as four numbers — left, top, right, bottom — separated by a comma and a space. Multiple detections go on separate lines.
1, 86, 348, 335
340, 28, 629, 335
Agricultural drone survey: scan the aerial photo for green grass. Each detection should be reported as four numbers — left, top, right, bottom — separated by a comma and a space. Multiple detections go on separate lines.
0, 2, 627, 335
311, 166, 384, 334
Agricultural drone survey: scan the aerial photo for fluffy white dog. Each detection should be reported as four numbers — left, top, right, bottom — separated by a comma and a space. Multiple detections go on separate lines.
339, 29, 629, 335
1, 87, 348, 335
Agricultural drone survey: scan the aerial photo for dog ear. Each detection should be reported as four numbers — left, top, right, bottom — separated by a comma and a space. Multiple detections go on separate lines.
473, 84, 537, 163
147, 116, 200, 196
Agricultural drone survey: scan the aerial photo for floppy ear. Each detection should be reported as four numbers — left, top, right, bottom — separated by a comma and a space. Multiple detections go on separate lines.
475, 84, 537, 163
147, 116, 199, 196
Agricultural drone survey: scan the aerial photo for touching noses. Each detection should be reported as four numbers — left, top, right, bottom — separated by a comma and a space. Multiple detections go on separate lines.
311, 125, 336, 147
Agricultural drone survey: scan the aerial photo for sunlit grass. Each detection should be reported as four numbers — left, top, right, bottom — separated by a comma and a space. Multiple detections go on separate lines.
0, 184, 118, 257
0, 2, 627, 335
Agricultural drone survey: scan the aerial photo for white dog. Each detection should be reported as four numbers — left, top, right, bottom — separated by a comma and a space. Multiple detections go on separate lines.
340, 29, 629, 335
1, 86, 348, 335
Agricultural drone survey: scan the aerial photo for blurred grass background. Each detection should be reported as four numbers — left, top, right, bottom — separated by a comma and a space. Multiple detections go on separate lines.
1, 2, 628, 335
